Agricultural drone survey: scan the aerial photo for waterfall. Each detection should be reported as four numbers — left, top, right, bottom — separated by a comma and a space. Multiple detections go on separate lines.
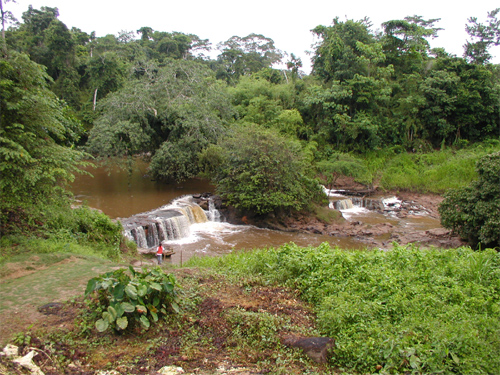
334, 199, 354, 210
121, 196, 221, 249
207, 200, 221, 222
132, 226, 148, 248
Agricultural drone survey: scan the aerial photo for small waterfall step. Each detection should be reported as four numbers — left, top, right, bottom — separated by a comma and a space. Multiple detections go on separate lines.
121, 195, 221, 250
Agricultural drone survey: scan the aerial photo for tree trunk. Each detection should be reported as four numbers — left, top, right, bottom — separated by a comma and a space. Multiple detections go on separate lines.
93, 88, 98, 111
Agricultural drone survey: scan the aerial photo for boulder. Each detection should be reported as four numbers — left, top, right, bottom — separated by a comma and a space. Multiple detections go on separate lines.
281, 336, 334, 363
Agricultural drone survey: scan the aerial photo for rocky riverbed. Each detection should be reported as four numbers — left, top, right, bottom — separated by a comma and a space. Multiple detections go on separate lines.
214, 188, 466, 251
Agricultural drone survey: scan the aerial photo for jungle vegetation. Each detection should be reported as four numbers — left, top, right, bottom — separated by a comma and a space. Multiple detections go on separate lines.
1, 3, 500, 247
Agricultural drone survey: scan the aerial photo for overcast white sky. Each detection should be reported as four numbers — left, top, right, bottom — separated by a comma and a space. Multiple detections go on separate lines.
7, 0, 500, 72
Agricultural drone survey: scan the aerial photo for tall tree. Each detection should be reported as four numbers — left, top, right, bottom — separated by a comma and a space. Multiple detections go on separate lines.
311, 17, 375, 83
0, 0, 18, 50
87, 59, 233, 181
464, 8, 500, 64
0, 51, 87, 209
381, 16, 442, 75
216, 34, 284, 83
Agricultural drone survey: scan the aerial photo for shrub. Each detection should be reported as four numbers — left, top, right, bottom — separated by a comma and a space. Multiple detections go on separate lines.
85, 267, 180, 333
186, 243, 500, 374
439, 151, 500, 248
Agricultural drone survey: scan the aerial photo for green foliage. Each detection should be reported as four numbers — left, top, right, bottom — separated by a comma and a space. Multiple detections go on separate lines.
187, 243, 500, 374
205, 124, 325, 215
226, 307, 284, 350
464, 8, 500, 64
87, 59, 233, 182
0, 202, 124, 261
378, 145, 500, 193
0, 51, 89, 208
439, 151, 500, 248
316, 153, 369, 188
215, 33, 284, 84
85, 267, 180, 333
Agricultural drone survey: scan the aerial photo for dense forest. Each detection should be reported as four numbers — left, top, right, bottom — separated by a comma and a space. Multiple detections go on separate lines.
1, 4, 500, 246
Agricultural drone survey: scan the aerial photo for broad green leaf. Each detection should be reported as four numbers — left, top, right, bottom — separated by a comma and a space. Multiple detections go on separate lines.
136, 305, 148, 314
125, 284, 138, 299
128, 265, 136, 276
150, 310, 158, 322
107, 306, 117, 321
102, 311, 111, 323
170, 301, 180, 313
85, 278, 97, 296
116, 316, 128, 330
96, 319, 109, 332
121, 302, 135, 313
163, 282, 174, 293
113, 302, 124, 318
150, 282, 162, 291
140, 315, 150, 329
153, 297, 160, 306
101, 279, 112, 290
112, 284, 125, 300
137, 283, 148, 297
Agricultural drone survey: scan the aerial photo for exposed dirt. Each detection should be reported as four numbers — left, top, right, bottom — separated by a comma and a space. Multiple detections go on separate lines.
0, 267, 330, 375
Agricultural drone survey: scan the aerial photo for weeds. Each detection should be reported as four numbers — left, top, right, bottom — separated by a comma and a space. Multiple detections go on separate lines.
85, 266, 180, 333
187, 243, 500, 374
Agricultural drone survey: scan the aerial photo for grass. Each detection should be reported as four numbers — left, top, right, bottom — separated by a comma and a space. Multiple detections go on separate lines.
343, 140, 500, 193
0, 255, 113, 311
313, 204, 344, 224
0, 259, 329, 374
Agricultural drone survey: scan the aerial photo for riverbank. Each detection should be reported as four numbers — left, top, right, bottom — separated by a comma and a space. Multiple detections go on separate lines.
220, 179, 466, 251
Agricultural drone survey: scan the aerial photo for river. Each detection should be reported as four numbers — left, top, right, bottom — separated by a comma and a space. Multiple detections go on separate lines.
71, 159, 441, 264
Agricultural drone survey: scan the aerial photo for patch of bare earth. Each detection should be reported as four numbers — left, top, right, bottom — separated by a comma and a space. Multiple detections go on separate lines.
1, 268, 329, 375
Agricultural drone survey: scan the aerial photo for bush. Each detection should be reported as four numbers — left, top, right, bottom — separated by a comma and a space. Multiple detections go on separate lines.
439, 151, 500, 248
203, 124, 325, 215
85, 267, 180, 333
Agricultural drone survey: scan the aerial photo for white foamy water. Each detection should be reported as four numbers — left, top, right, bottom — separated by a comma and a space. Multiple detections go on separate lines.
382, 196, 402, 209
165, 221, 248, 246
323, 187, 347, 197
339, 205, 370, 220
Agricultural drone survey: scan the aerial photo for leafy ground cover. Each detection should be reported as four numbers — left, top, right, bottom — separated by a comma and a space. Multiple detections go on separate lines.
330, 141, 500, 194
1, 240, 499, 374
188, 243, 500, 374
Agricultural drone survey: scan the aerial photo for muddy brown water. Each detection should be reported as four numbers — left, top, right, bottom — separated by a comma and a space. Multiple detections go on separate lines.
71, 160, 441, 264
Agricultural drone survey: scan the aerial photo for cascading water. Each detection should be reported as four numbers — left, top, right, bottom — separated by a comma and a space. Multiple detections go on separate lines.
121, 196, 220, 249
333, 199, 354, 210
207, 200, 221, 222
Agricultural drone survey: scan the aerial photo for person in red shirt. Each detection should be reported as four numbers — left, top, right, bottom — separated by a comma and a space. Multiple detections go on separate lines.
156, 243, 163, 265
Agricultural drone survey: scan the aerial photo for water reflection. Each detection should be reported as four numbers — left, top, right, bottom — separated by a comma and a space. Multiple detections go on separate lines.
71, 159, 215, 219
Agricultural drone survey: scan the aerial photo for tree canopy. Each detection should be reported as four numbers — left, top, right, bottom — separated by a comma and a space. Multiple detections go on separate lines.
439, 152, 500, 248
0, 50, 88, 217
2, 2, 500, 223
